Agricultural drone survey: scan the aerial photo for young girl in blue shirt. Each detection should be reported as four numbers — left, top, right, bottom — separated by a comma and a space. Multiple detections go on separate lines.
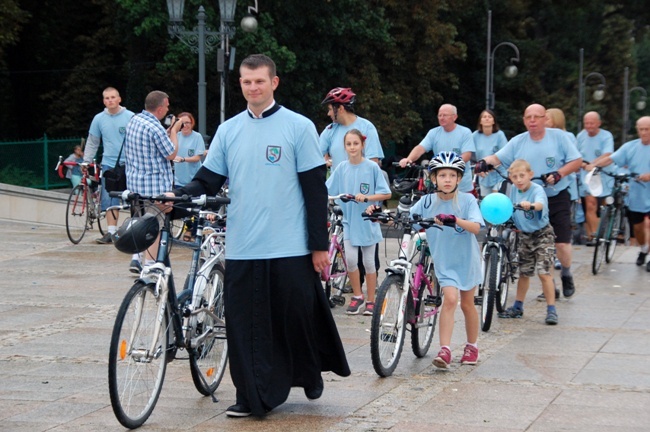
326, 129, 392, 315
410, 152, 484, 368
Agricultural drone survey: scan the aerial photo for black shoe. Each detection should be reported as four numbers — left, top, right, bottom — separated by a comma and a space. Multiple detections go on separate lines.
498, 306, 523, 319
561, 275, 575, 298
646, 260, 650, 272
129, 260, 142, 274
636, 252, 648, 266
545, 311, 559, 325
96, 233, 113, 244
537, 288, 560, 301
304, 376, 324, 401
226, 404, 252, 417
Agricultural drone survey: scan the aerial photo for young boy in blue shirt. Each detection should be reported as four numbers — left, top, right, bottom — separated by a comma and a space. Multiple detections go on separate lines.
499, 159, 559, 325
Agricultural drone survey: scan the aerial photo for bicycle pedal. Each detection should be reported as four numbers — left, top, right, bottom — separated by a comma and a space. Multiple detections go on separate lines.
331, 295, 346, 306
474, 296, 482, 306
425, 295, 442, 307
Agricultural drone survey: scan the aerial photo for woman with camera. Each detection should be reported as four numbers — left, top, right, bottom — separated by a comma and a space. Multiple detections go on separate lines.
173, 112, 205, 188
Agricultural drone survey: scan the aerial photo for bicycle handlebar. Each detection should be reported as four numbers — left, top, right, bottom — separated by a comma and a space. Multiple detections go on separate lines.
328, 194, 368, 203
109, 190, 231, 207
362, 210, 442, 230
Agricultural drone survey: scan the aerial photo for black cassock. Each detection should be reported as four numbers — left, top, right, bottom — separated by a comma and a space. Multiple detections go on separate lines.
224, 254, 351, 415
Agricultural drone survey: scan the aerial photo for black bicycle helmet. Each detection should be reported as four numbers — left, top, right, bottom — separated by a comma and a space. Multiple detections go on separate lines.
321, 87, 356, 106
113, 214, 159, 254
428, 151, 466, 175
393, 177, 418, 194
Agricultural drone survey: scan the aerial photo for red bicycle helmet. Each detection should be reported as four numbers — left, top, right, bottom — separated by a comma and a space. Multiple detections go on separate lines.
321, 87, 356, 105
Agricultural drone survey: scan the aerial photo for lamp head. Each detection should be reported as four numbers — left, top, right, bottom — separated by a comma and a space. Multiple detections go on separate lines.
241, 14, 258, 32
636, 99, 647, 111
593, 86, 605, 101
504, 64, 518, 78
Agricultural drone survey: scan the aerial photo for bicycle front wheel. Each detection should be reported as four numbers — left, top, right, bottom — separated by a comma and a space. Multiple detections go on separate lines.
108, 282, 168, 429
66, 185, 89, 244
190, 264, 228, 396
606, 207, 623, 263
93, 185, 107, 236
480, 247, 498, 332
411, 263, 439, 357
370, 274, 407, 377
592, 207, 610, 275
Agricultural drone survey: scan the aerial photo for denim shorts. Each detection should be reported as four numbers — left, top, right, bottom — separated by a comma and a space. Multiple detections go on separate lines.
100, 163, 123, 212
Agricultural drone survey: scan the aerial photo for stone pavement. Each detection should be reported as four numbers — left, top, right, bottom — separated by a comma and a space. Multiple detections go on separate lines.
0, 218, 649, 431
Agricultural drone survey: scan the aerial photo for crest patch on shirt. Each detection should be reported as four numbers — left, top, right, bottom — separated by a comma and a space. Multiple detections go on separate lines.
524, 210, 535, 220
453, 147, 461, 154
266, 146, 282, 163
360, 183, 370, 195
545, 157, 555, 168
595, 150, 602, 157
188, 149, 195, 156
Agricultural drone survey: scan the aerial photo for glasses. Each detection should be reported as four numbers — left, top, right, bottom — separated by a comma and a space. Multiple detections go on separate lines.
523, 115, 545, 121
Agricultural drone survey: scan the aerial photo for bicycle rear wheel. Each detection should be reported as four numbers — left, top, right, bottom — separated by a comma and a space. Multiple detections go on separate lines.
66, 185, 89, 244
606, 207, 623, 263
108, 282, 168, 429
370, 274, 407, 377
411, 262, 439, 357
327, 248, 348, 307
480, 247, 498, 332
190, 264, 228, 396
592, 207, 610, 275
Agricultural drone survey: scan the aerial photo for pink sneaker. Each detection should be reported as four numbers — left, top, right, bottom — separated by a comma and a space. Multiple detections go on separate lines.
346, 296, 365, 315
433, 347, 451, 368
460, 344, 479, 365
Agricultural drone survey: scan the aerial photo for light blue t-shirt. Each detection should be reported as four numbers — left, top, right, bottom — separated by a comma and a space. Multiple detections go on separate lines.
473, 130, 507, 189
326, 159, 391, 246
410, 193, 484, 291
509, 182, 549, 233
419, 124, 475, 192
174, 131, 205, 187
562, 131, 580, 201
610, 139, 650, 213
87, 107, 135, 166
495, 128, 582, 197
204, 107, 324, 259
319, 116, 384, 169
577, 129, 615, 197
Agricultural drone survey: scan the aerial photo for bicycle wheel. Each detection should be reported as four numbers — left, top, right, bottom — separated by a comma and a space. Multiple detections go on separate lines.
480, 247, 498, 332
411, 261, 439, 358
592, 207, 610, 275
190, 264, 228, 396
65, 185, 89, 244
605, 207, 623, 263
170, 216, 190, 239
92, 185, 107, 236
327, 248, 348, 307
108, 282, 168, 429
370, 274, 407, 377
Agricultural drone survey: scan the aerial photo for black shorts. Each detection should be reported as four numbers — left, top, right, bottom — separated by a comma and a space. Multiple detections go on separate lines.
548, 188, 571, 244
627, 209, 650, 226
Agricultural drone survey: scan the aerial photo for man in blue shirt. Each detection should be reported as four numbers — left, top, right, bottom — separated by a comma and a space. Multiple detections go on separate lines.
592, 116, 650, 271
477, 104, 582, 298
399, 104, 476, 193
170, 54, 350, 417
83, 87, 134, 243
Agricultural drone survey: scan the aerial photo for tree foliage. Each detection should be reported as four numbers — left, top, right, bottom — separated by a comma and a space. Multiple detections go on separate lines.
0, 0, 647, 155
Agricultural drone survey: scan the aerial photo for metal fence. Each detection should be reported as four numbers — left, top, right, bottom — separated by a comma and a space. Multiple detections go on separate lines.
0, 135, 85, 190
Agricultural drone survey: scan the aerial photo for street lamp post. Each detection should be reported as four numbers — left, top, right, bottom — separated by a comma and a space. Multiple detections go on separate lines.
577, 48, 607, 133
622, 66, 648, 144
166, 1, 257, 138
485, 10, 520, 110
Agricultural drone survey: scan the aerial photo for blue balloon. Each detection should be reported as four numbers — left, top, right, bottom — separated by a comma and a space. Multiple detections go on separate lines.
480, 193, 513, 224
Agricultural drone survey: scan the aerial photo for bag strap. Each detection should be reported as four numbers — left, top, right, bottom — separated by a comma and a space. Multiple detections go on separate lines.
115, 136, 126, 167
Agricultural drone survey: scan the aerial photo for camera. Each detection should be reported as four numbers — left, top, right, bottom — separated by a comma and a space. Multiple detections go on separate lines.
163, 114, 174, 127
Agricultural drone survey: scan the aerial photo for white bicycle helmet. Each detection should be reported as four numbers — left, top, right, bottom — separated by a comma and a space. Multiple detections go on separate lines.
428, 151, 465, 175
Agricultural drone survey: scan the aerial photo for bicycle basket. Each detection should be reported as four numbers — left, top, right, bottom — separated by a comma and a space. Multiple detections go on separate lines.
113, 214, 159, 254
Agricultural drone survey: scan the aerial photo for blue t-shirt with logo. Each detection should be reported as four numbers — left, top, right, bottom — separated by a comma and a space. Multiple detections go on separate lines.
419, 124, 475, 193
88, 108, 135, 166
410, 193, 484, 291
319, 116, 384, 169
204, 107, 324, 259
495, 128, 582, 197
473, 130, 507, 189
174, 131, 205, 187
577, 129, 615, 197
610, 139, 650, 213
509, 182, 549, 233
326, 159, 391, 246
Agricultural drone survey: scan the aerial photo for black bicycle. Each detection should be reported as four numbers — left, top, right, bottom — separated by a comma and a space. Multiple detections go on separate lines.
592, 170, 638, 275
107, 191, 230, 429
